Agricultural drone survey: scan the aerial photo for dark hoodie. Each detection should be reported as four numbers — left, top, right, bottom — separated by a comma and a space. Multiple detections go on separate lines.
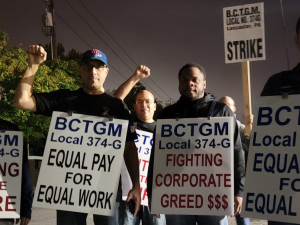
147, 93, 245, 200
261, 63, 300, 96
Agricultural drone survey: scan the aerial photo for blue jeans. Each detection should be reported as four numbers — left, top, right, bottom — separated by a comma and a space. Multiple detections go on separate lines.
0, 220, 14, 225
93, 202, 121, 225
57, 202, 121, 225
122, 202, 165, 225
235, 214, 250, 225
165, 215, 228, 225
166, 215, 228, 225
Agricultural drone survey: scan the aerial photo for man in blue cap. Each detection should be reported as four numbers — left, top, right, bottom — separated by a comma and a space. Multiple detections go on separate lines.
13, 45, 141, 225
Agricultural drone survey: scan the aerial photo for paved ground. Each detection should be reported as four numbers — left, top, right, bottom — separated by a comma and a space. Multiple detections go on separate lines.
29, 207, 267, 225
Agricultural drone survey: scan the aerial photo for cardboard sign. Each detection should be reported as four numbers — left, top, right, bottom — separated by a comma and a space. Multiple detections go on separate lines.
121, 129, 152, 206
223, 2, 265, 63
151, 118, 234, 215
33, 112, 128, 216
242, 95, 300, 223
0, 131, 23, 218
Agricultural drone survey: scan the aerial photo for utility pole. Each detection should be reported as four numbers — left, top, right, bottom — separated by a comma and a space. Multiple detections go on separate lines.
49, 0, 57, 59
41, 0, 57, 59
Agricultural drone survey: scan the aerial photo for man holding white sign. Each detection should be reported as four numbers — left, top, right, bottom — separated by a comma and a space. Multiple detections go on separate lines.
113, 68, 166, 224
223, 2, 265, 63
0, 85, 33, 225
253, 16, 300, 225
147, 63, 245, 225
120, 90, 166, 225
261, 16, 300, 97
13, 46, 141, 225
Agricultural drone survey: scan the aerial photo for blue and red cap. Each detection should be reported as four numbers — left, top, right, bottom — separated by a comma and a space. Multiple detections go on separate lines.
81, 49, 107, 65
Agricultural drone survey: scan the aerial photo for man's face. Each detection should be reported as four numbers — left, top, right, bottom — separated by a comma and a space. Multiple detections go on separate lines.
224, 97, 236, 113
134, 90, 156, 122
79, 60, 109, 93
178, 67, 206, 100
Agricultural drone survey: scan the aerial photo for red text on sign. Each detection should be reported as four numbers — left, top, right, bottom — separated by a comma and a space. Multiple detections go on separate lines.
161, 194, 203, 208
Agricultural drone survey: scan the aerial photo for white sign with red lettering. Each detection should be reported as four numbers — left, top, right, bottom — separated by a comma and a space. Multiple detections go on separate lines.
151, 117, 234, 215
0, 131, 23, 219
121, 129, 152, 206
33, 112, 128, 216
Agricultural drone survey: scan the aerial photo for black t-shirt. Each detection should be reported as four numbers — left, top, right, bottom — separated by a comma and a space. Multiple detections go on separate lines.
34, 88, 137, 142
134, 118, 156, 133
261, 62, 300, 96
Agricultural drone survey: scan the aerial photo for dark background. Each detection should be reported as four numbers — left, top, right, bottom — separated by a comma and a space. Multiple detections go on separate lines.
0, 0, 299, 121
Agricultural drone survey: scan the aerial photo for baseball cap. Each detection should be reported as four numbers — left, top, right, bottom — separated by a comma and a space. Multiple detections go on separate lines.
81, 49, 107, 65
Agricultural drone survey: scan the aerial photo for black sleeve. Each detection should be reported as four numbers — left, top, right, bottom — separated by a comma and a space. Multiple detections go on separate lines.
34, 89, 73, 116
20, 141, 33, 219
118, 101, 138, 143
261, 76, 275, 96
261, 72, 284, 97
222, 105, 245, 197
240, 132, 250, 168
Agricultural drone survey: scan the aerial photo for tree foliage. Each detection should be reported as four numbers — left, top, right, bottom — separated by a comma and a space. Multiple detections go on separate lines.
0, 30, 81, 155
44, 42, 83, 63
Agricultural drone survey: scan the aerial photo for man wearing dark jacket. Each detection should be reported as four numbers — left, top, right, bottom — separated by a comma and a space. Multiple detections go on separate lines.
261, 16, 300, 96
260, 16, 300, 225
0, 85, 33, 225
147, 63, 245, 225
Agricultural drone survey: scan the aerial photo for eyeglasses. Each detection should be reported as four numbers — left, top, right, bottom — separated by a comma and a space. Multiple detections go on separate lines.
136, 100, 154, 105
82, 63, 106, 71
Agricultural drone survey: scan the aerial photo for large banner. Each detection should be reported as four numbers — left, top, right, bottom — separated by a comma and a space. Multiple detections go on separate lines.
242, 95, 300, 223
151, 118, 234, 215
33, 112, 128, 216
0, 131, 23, 218
223, 2, 265, 63
121, 129, 152, 206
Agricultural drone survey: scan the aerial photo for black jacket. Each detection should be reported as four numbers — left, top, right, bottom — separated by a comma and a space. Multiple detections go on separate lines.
147, 93, 245, 199
261, 63, 300, 96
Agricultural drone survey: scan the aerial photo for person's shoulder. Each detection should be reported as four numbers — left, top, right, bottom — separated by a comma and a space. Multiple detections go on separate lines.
214, 101, 226, 109
0, 118, 20, 131
261, 70, 292, 96
214, 101, 228, 113
267, 70, 290, 82
164, 102, 180, 111
102, 92, 123, 103
35, 88, 79, 97
213, 101, 234, 117
159, 102, 179, 119
100, 93, 130, 116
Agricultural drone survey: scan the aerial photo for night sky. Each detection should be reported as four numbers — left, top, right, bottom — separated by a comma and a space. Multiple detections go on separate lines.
0, 0, 299, 121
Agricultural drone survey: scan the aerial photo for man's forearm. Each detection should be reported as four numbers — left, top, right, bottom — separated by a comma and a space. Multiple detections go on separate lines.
114, 74, 140, 100
124, 141, 140, 187
13, 65, 38, 111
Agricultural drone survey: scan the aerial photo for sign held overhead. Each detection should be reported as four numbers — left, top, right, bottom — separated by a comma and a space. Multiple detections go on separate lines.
223, 2, 265, 63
